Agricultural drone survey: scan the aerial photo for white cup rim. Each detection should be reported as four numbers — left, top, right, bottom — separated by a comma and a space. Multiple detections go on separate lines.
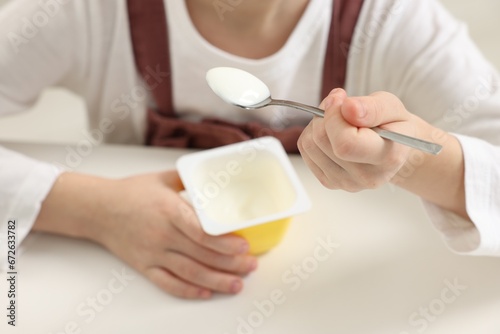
176, 137, 311, 235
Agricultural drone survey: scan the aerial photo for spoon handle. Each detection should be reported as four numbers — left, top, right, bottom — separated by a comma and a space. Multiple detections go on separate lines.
269, 99, 326, 117
370, 128, 442, 155
269, 99, 443, 155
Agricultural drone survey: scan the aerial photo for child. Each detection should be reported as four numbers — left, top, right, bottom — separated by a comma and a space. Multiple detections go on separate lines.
0, 0, 499, 300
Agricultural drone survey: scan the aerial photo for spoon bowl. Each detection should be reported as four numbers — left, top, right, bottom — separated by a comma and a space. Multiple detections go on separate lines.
206, 67, 442, 155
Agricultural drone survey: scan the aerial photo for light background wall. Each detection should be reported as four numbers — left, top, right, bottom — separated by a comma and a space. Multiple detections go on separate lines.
0, 0, 499, 144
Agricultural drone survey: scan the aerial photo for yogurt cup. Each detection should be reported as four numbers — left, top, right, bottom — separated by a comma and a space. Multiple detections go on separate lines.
176, 137, 311, 255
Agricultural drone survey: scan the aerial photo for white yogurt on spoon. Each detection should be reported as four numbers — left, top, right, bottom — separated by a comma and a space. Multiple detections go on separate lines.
206, 67, 270, 107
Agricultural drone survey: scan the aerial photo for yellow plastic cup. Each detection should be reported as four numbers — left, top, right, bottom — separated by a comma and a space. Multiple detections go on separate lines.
233, 217, 292, 255
177, 137, 311, 255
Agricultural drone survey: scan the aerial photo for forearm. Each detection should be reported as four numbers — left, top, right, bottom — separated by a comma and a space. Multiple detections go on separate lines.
33, 172, 112, 244
392, 116, 467, 219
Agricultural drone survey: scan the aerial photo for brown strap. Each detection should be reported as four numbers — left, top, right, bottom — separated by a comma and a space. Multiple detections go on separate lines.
322, 0, 365, 98
127, 0, 364, 152
127, 0, 173, 115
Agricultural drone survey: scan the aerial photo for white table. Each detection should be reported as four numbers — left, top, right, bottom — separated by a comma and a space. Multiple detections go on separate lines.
1, 141, 499, 334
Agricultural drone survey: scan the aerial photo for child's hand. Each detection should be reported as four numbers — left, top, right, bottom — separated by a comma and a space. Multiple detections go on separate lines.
35, 171, 257, 299
97, 171, 258, 299
298, 88, 414, 191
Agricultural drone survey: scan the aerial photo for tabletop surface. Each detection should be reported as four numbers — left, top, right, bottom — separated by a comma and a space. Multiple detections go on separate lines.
1, 141, 499, 334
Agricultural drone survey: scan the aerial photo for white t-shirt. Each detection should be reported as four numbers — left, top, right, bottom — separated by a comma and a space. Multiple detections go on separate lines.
0, 0, 499, 259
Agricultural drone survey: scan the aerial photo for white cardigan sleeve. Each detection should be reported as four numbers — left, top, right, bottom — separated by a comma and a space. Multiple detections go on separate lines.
0, 0, 86, 268
423, 135, 500, 256
346, 0, 500, 255
0, 0, 156, 267
0, 148, 63, 269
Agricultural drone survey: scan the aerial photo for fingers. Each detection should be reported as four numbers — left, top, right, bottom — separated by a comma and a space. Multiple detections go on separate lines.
161, 171, 252, 256
173, 199, 251, 256
181, 243, 257, 275
146, 267, 213, 300
146, 205, 256, 298
298, 88, 412, 191
151, 252, 248, 298
319, 88, 347, 110
301, 89, 386, 166
323, 105, 392, 164
167, 219, 258, 275
340, 91, 410, 128
298, 123, 347, 189
110, 171, 259, 300
320, 89, 411, 165
321, 90, 394, 164
168, 197, 258, 273
158, 173, 257, 298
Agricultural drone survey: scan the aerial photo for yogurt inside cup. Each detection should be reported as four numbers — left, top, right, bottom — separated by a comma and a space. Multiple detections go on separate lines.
192, 150, 296, 224
177, 137, 311, 254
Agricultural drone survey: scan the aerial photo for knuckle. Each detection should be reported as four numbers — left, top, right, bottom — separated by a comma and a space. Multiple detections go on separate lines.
332, 136, 356, 160
298, 133, 316, 152
176, 202, 197, 223
191, 229, 208, 245
356, 168, 393, 190
156, 228, 174, 246
311, 125, 329, 147
317, 174, 336, 189
180, 263, 203, 283
164, 282, 197, 299
202, 252, 231, 270
339, 171, 370, 192
358, 167, 388, 189
341, 184, 361, 193
341, 181, 363, 193
226, 255, 251, 274
356, 172, 378, 189
147, 269, 195, 299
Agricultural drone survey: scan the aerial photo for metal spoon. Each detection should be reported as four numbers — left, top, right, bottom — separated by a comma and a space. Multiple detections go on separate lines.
206, 67, 443, 155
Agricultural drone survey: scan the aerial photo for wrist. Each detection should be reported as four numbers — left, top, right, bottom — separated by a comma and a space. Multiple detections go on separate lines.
391, 118, 467, 218
34, 172, 115, 244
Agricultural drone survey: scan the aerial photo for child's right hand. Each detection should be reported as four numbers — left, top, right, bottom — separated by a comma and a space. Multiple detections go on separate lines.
35, 170, 258, 299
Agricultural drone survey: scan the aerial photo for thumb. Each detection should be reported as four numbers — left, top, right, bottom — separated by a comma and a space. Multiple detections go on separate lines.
341, 92, 409, 128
